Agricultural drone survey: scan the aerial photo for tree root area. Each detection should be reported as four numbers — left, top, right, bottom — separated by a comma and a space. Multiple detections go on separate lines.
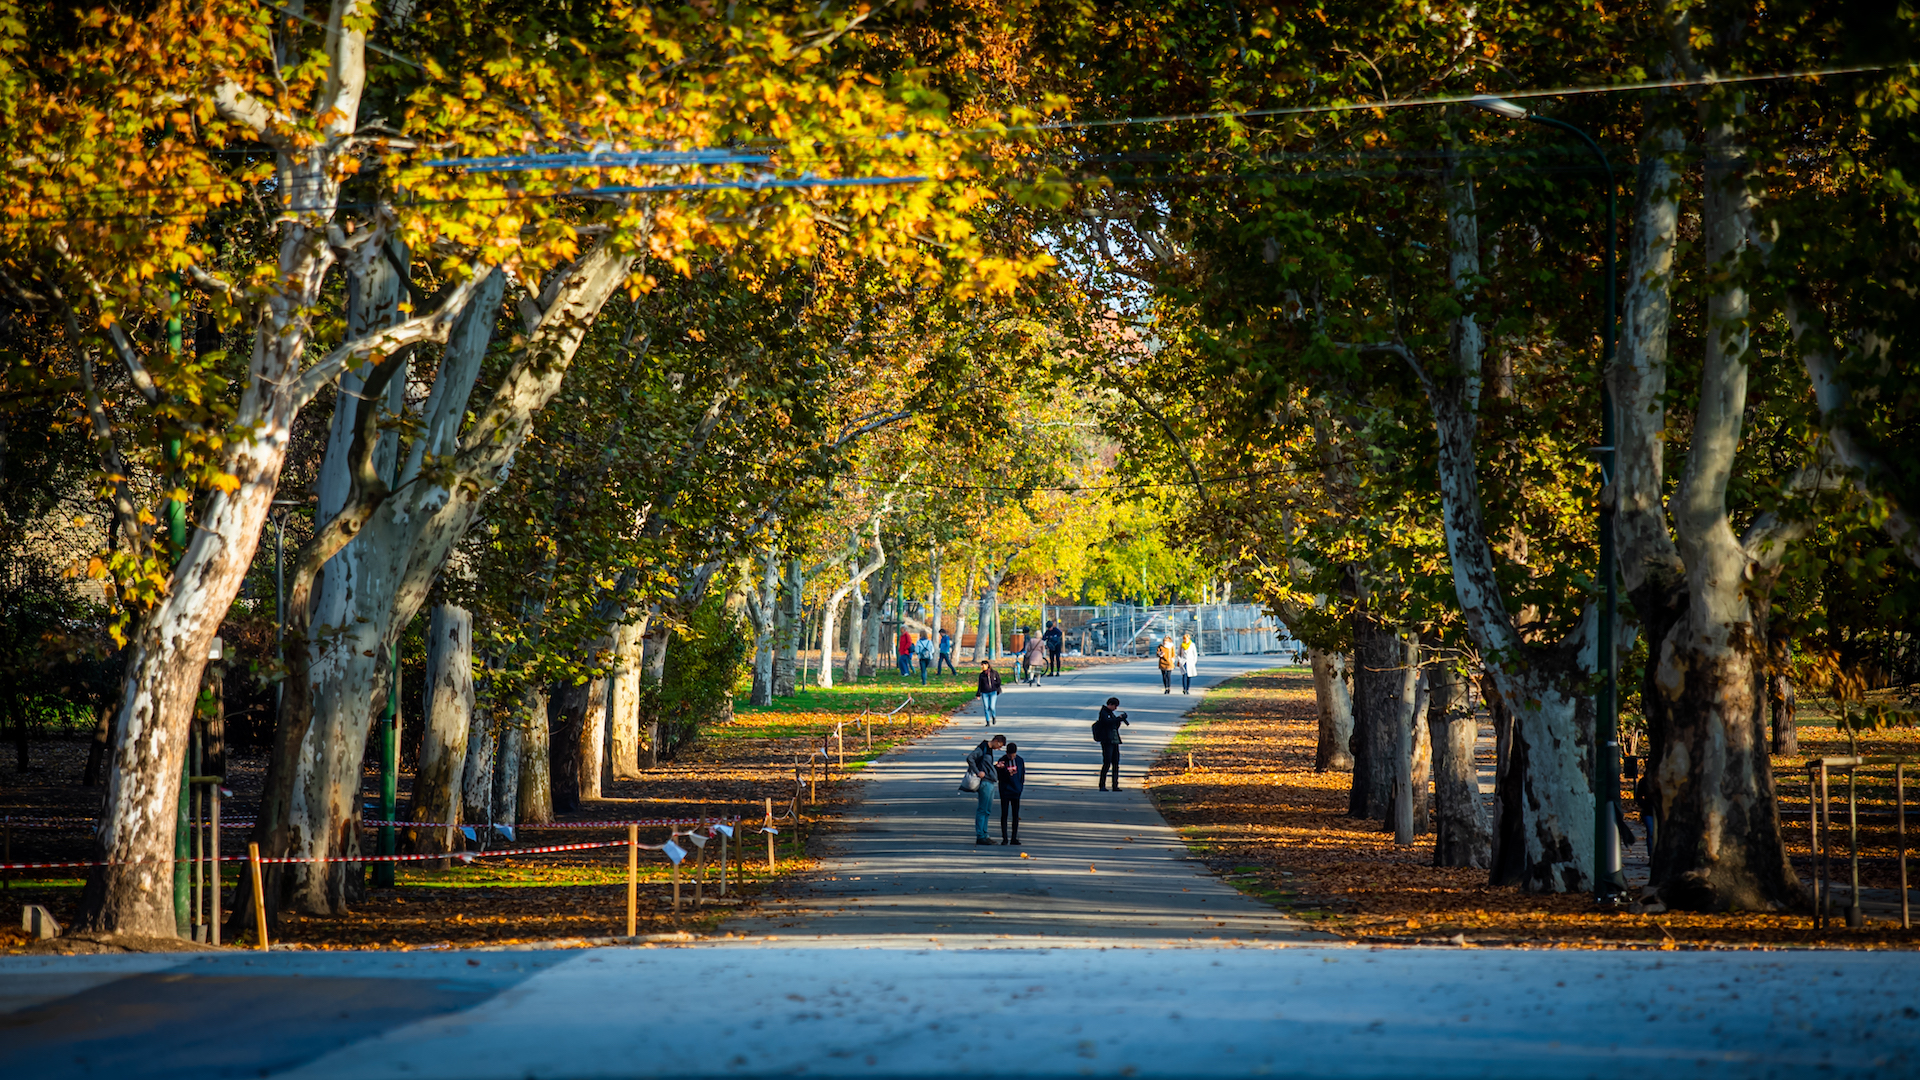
1145, 669, 1920, 950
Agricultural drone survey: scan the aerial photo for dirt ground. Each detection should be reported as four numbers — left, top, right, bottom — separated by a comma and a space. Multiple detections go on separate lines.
1144, 668, 1920, 949
2, 678, 966, 953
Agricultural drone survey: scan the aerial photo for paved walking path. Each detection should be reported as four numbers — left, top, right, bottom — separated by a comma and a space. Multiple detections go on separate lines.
724, 654, 1326, 946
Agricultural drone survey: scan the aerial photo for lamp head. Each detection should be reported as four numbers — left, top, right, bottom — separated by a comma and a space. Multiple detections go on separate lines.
1468, 95, 1529, 120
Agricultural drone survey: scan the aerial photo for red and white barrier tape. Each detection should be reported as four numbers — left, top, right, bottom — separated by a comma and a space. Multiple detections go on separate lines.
8, 814, 740, 832
0, 837, 686, 872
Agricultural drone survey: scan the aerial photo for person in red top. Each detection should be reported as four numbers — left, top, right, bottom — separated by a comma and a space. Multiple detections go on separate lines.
897, 628, 915, 676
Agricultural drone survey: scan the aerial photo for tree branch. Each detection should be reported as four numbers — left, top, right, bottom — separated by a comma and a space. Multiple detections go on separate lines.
293, 266, 491, 407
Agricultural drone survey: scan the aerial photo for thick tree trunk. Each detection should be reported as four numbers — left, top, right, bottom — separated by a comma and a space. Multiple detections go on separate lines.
1615, 120, 1690, 872
284, 240, 411, 915
772, 558, 802, 697
1403, 162, 1595, 892
461, 692, 496, 828
79, 322, 311, 934
546, 679, 586, 815
858, 561, 893, 680
607, 619, 646, 778
408, 604, 471, 855
575, 672, 610, 802
845, 569, 870, 683
1429, 664, 1490, 868
517, 689, 552, 825
747, 548, 779, 706
1647, 101, 1799, 911
1769, 668, 1797, 757
1310, 648, 1355, 772
1387, 634, 1422, 844
1349, 610, 1403, 821
491, 711, 523, 832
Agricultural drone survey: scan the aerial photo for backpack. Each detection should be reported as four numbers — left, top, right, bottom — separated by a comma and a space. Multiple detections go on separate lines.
1091, 719, 1104, 743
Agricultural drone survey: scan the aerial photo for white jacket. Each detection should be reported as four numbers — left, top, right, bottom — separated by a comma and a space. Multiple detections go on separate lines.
1180, 642, 1198, 676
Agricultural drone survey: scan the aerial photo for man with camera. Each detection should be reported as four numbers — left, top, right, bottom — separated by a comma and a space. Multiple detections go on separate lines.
1092, 696, 1130, 791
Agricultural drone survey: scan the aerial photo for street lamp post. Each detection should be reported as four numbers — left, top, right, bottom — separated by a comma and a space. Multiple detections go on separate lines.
1469, 95, 1629, 902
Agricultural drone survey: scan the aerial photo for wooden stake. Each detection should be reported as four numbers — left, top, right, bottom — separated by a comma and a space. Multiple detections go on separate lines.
836, 724, 844, 770
1188, 751, 1194, 771
626, 824, 638, 938
695, 837, 706, 908
719, 824, 729, 896
247, 842, 268, 951
765, 798, 776, 871
210, 782, 221, 947
671, 850, 682, 913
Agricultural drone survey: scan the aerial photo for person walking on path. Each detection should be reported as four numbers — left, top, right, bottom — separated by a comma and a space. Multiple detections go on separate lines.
897, 628, 915, 677
1156, 636, 1177, 694
1093, 697, 1129, 791
976, 660, 1003, 725
1022, 629, 1047, 686
914, 632, 933, 684
995, 741, 1026, 845
1043, 620, 1064, 676
937, 630, 959, 675
967, 735, 1007, 845
1179, 632, 1199, 694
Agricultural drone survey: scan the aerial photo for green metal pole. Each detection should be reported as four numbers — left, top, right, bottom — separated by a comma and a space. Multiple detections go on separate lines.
376, 642, 398, 887
1529, 114, 1626, 901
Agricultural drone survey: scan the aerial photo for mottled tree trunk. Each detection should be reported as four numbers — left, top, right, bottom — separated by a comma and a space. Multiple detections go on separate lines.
1646, 96, 1799, 911
517, 688, 552, 825
1310, 649, 1355, 772
1402, 160, 1596, 893
747, 548, 780, 706
1429, 665, 1490, 869
772, 558, 802, 697
607, 619, 646, 778
1387, 634, 1421, 844
491, 712, 523, 831
460, 695, 495, 828
408, 604, 471, 855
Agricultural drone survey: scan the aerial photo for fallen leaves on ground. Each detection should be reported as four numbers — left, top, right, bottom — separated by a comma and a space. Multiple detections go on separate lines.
1146, 670, 1920, 949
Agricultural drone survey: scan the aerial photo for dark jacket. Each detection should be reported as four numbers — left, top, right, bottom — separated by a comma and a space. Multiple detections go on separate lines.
967, 741, 997, 781
1092, 704, 1129, 744
995, 753, 1026, 796
1043, 626, 1063, 650
977, 668, 1003, 695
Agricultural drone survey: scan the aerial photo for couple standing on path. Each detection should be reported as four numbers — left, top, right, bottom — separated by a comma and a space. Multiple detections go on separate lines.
1156, 634, 1199, 694
964, 735, 1026, 845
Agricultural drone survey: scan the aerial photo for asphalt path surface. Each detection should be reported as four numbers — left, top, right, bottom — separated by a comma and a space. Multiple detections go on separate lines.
724, 653, 1322, 946
7, 656, 1920, 1078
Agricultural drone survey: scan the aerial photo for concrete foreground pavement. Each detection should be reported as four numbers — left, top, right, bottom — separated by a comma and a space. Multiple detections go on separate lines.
726, 655, 1325, 946
4, 945, 1918, 1078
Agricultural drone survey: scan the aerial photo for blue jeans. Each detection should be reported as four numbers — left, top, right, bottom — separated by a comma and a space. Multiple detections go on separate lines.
975, 781, 995, 840
898, 654, 912, 676
980, 690, 999, 723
